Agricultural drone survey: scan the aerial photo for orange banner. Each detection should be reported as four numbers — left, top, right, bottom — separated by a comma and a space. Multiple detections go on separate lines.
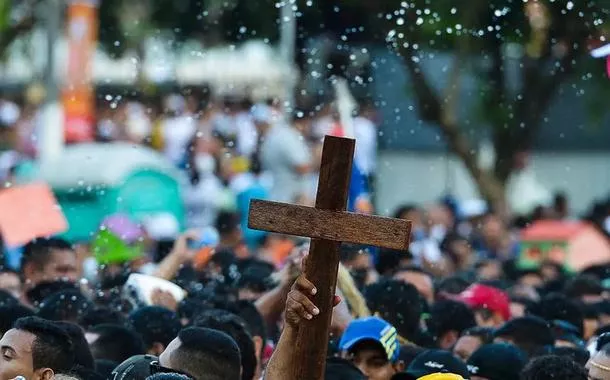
62, 0, 98, 143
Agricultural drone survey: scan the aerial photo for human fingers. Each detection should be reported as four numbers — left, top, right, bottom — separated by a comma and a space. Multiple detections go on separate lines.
287, 289, 319, 319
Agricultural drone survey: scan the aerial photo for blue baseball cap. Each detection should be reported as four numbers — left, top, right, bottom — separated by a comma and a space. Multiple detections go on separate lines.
339, 317, 400, 362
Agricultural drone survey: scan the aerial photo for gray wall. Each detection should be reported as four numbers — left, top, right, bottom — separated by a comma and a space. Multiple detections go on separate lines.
376, 151, 610, 216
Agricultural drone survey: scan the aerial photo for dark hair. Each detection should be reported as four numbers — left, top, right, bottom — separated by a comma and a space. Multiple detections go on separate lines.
38, 289, 94, 323
364, 279, 423, 342
552, 346, 590, 367
521, 355, 586, 380
215, 212, 240, 236
235, 259, 275, 293
398, 344, 425, 368
14, 316, 75, 372
494, 316, 554, 358
0, 304, 34, 335
324, 357, 366, 380
55, 321, 95, 370
434, 276, 471, 297
173, 327, 241, 380
128, 306, 182, 349
21, 237, 74, 270
230, 300, 267, 350
427, 300, 476, 342
564, 274, 603, 299
192, 310, 256, 380
338, 244, 369, 263
375, 248, 412, 276
78, 306, 127, 329
94, 359, 119, 379
26, 280, 79, 307
461, 327, 494, 344
0, 288, 19, 307
88, 324, 146, 363
527, 293, 584, 337
393, 204, 418, 219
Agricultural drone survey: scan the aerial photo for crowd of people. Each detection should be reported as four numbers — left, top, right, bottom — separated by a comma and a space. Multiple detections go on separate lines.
0, 86, 610, 380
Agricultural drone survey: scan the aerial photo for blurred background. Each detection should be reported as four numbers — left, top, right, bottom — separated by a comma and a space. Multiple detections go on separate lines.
0, 0, 609, 253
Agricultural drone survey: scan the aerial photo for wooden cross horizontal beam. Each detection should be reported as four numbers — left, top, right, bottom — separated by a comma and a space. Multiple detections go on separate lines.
248, 199, 411, 250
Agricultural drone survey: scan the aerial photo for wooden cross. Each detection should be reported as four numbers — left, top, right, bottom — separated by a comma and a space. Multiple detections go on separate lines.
248, 135, 412, 380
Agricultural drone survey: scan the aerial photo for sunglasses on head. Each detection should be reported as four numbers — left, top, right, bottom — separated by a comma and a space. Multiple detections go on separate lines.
149, 360, 194, 379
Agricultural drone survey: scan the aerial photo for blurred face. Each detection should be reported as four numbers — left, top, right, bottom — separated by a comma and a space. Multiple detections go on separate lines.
0, 272, 21, 300
510, 302, 526, 318
343, 342, 401, 380
0, 328, 51, 380
25, 250, 78, 287
482, 215, 504, 241
453, 335, 483, 362
586, 351, 610, 380
393, 271, 434, 304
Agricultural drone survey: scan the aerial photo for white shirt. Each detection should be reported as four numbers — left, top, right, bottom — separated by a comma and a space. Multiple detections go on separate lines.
162, 115, 196, 165
260, 124, 310, 202
182, 174, 225, 228
353, 116, 378, 175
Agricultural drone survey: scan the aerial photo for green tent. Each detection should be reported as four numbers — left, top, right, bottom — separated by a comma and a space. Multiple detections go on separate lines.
33, 142, 185, 242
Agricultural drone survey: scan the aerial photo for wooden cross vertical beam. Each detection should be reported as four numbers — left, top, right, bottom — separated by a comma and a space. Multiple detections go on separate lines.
248, 135, 411, 380
293, 136, 353, 380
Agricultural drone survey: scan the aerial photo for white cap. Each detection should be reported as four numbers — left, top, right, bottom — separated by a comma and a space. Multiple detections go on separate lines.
591, 43, 610, 58
142, 213, 180, 240
459, 199, 488, 219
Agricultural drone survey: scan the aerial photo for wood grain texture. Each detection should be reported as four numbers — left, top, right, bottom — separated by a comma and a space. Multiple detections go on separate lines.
248, 199, 411, 250
292, 136, 353, 380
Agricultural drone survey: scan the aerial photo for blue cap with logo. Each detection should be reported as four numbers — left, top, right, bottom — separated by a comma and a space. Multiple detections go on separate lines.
339, 317, 400, 362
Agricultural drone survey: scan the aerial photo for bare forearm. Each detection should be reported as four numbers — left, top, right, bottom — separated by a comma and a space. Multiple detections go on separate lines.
255, 285, 290, 327
264, 325, 298, 380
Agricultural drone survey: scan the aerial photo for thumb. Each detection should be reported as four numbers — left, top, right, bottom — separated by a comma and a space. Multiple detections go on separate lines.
333, 295, 342, 307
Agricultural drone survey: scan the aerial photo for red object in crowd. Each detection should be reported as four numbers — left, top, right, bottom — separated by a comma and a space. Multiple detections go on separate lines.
449, 283, 511, 322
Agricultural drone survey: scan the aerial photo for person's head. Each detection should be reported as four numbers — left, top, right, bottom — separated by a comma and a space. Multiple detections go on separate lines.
159, 327, 241, 380
215, 212, 242, 247
37, 290, 94, 323
565, 274, 604, 304
78, 307, 126, 330
375, 249, 413, 277
393, 267, 434, 305
364, 279, 423, 342
523, 355, 586, 380
552, 346, 590, 367
129, 307, 182, 356
229, 301, 266, 378
192, 310, 256, 380
21, 238, 78, 288
54, 321, 94, 370
450, 284, 510, 328
493, 316, 554, 358
325, 357, 366, 380
25, 281, 79, 307
587, 342, 610, 380
0, 304, 34, 337
527, 293, 585, 338
0, 316, 74, 380
110, 354, 158, 380
440, 234, 472, 268
87, 324, 146, 364
0, 269, 21, 300
515, 269, 544, 289
426, 300, 476, 350
340, 244, 375, 289
235, 259, 275, 301
466, 343, 526, 380
339, 317, 405, 380
452, 327, 494, 362
434, 277, 471, 299
404, 349, 470, 379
